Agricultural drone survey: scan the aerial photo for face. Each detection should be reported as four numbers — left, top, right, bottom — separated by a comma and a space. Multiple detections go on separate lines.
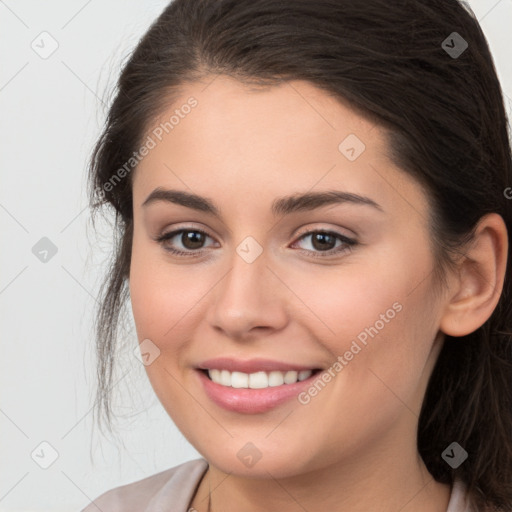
129, 75, 447, 478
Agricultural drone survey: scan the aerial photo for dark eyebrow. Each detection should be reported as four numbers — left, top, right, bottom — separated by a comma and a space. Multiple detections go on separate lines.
141, 187, 383, 217
142, 188, 220, 214
272, 190, 383, 215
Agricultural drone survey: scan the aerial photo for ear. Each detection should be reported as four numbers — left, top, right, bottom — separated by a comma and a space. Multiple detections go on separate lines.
439, 213, 508, 337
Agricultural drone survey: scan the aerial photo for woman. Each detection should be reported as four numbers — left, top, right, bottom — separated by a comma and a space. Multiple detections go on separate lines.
82, 0, 512, 510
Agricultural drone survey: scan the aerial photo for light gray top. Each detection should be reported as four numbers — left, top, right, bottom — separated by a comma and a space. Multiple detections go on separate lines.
80, 457, 474, 512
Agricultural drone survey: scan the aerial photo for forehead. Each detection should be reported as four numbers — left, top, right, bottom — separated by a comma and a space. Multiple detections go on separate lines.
132, 75, 428, 220
156, 75, 380, 150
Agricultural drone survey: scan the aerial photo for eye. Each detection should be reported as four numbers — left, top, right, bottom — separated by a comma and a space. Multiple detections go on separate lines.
156, 228, 217, 257
291, 230, 357, 258
155, 227, 357, 259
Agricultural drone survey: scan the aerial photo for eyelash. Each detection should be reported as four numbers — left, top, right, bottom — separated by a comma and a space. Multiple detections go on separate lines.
155, 227, 357, 259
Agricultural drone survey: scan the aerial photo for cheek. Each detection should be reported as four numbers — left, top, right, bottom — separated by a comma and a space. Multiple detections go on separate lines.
290, 278, 436, 462
285, 255, 408, 346
129, 239, 217, 356
128, 246, 207, 417
289, 241, 437, 399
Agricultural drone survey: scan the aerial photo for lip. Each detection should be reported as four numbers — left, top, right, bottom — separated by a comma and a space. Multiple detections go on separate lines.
197, 357, 320, 373
195, 366, 322, 414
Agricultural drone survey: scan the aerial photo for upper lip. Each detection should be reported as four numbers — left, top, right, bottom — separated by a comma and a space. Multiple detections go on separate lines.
197, 357, 321, 373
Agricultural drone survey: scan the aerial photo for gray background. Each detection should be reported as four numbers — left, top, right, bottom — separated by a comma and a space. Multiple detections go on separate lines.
0, 0, 511, 510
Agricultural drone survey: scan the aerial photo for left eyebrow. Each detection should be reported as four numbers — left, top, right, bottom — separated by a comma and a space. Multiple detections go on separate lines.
272, 190, 384, 215
141, 187, 384, 218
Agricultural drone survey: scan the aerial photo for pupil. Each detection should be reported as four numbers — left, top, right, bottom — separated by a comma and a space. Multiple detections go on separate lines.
183, 231, 204, 249
312, 233, 335, 251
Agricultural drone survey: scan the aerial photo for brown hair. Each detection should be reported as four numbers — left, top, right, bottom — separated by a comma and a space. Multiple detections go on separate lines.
88, 1, 512, 509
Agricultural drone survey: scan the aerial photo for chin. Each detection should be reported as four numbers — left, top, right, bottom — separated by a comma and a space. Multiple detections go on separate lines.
194, 439, 316, 479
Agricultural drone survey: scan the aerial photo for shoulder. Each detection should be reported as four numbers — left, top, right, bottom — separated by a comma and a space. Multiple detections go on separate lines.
80, 457, 209, 512
448, 478, 509, 512
447, 478, 473, 512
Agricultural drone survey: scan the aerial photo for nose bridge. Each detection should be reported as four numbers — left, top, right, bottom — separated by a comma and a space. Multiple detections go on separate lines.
208, 235, 287, 335
219, 239, 272, 312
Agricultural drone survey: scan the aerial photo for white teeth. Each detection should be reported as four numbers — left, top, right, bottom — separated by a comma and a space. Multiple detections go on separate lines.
298, 370, 312, 381
249, 371, 268, 389
231, 371, 249, 388
268, 371, 284, 387
283, 370, 298, 384
209, 369, 221, 382
206, 369, 314, 388
220, 369, 231, 386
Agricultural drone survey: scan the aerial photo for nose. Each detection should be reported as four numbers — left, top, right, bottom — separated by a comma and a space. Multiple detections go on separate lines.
207, 246, 288, 340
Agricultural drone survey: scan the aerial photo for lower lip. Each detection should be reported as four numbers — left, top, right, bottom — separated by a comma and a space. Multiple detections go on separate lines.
196, 369, 320, 414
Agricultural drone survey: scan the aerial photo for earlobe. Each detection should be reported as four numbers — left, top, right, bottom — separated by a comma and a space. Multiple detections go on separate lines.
439, 213, 508, 338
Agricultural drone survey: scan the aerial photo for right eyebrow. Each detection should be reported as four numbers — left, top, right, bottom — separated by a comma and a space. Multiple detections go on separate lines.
142, 188, 220, 215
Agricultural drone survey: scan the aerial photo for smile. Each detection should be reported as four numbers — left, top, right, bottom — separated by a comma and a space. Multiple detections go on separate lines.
196, 364, 323, 414
205, 369, 315, 388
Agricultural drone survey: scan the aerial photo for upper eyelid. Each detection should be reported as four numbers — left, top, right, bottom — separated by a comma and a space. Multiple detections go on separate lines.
294, 224, 355, 240
160, 221, 355, 239
160, 225, 216, 242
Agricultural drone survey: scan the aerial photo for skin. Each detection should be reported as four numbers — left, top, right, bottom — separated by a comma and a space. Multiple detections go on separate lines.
128, 75, 508, 512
